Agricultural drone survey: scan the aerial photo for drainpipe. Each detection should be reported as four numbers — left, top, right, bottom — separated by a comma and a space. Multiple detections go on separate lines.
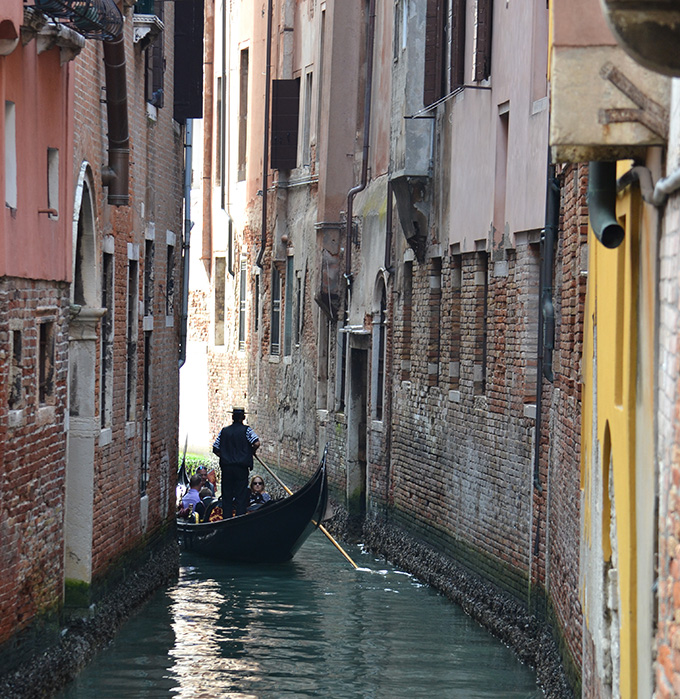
256, 0, 274, 269
201, 0, 214, 272
344, 0, 376, 304
529, 156, 559, 609
179, 120, 193, 368
101, 33, 129, 206
587, 161, 625, 249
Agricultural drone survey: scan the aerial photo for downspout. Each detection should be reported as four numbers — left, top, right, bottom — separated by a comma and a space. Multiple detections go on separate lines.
179, 119, 193, 368
530, 156, 559, 605
587, 161, 625, 249
102, 33, 129, 206
344, 0, 376, 307
533, 158, 559, 490
256, 0, 274, 269
201, 0, 214, 272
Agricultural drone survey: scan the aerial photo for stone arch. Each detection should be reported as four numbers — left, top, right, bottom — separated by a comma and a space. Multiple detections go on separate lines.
72, 164, 98, 307
64, 162, 105, 605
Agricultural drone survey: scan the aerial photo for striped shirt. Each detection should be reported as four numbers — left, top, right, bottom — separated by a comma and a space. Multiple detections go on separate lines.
212, 425, 259, 453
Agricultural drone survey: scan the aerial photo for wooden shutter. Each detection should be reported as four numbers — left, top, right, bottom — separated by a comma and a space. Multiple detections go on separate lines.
174, 0, 205, 121
270, 78, 300, 171
451, 0, 466, 88
473, 0, 493, 82
423, 0, 444, 106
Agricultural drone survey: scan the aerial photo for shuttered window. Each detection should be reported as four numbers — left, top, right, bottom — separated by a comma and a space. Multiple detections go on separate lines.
473, 0, 493, 82
271, 79, 300, 171
451, 0, 466, 88
173, 0, 204, 121
423, 0, 445, 106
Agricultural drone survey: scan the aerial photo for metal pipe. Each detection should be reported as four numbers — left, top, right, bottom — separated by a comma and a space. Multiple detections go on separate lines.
256, 0, 274, 269
201, 0, 214, 271
179, 119, 193, 368
587, 161, 625, 248
345, 0, 377, 285
102, 33, 129, 206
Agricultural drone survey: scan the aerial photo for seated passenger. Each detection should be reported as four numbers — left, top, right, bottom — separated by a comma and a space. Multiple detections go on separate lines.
247, 476, 271, 512
196, 467, 216, 496
195, 487, 215, 520
181, 474, 202, 512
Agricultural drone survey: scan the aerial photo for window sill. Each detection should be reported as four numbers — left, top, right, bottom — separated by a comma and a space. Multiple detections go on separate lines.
99, 427, 113, 447
125, 421, 136, 439
8, 409, 25, 429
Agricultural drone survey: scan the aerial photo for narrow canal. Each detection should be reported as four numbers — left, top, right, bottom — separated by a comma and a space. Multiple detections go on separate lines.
58, 533, 542, 698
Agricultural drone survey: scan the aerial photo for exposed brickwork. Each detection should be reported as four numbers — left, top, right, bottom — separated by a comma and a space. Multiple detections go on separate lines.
656, 175, 680, 697
0, 280, 70, 647
71, 9, 183, 581
536, 163, 588, 677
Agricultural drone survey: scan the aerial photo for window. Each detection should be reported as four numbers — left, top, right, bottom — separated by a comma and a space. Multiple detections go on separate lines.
472, 0, 493, 83
166, 240, 175, 317
145, 0, 165, 107
283, 256, 294, 355
214, 256, 226, 346
474, 252, 488, 395
317, 311, 331, 409
38, 321, 55, 406
238, 48, 249, 181
428, 257, 442, 386
126, 258, 139, 422
144, 239, 155, 317
238, 256, 247, 351
401, 261, 413, 381
294, 271, 302, 347
493, 108, 509, 237
374, 283, 387, 421
8, 329, 23, 410
254, 272, 260, 333
5, 102, 16, 209
450, 255, 462, 390
101, 250, 114, 428
271, 266, 281, 355
47, 148, 59, 219
141, 331, 152, 494
216, 76, 223, 187
271, 79, 300, 170
301, 71, 313, 166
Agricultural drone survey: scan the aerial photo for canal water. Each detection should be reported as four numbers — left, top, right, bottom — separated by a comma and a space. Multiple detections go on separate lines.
58, 532, 542, 698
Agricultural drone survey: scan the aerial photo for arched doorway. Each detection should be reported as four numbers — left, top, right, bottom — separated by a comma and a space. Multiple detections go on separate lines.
64, 166, 105, 605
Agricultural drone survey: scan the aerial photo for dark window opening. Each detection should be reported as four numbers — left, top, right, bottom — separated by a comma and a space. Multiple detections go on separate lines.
39, 321, 55, 405
9, 329, 23, 410
271, 266, 281, 356
238, 48, 249, 181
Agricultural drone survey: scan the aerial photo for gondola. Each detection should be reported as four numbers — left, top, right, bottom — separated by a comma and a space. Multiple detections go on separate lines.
176, 452, 328, 564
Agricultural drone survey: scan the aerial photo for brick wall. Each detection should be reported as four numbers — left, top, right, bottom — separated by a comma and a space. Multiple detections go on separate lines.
0, 279, 69, 647
538, 163, 588, 677
73, 7, 183, 582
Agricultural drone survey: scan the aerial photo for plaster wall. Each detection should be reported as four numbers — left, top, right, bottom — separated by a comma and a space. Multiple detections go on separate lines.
446, 0, 548, 254
0, 26, 74, 281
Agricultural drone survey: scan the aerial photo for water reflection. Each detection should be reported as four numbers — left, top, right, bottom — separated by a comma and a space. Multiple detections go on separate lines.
59, 534, 542, 698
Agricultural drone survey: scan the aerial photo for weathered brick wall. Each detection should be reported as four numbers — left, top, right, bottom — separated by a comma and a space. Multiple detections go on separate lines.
73, 6, 183, 581
0, 279, 70, 647
538, 163, 587, 679
655, 152, 680, 697
389, 246, 537, 600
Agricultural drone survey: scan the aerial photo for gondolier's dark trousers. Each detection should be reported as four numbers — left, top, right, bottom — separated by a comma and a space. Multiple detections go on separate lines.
221, 465, 250, 517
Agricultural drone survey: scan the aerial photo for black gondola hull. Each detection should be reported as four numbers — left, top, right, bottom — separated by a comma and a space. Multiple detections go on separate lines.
176, 458, 328, 564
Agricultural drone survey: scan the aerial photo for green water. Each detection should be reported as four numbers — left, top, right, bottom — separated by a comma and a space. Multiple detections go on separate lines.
58, 533, 542, 698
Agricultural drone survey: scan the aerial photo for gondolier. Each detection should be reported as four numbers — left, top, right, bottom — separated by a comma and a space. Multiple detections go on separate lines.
213, 407, 260, 517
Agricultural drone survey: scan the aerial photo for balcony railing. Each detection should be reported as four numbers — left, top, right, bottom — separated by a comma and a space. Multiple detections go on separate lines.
33, 0, 122, 40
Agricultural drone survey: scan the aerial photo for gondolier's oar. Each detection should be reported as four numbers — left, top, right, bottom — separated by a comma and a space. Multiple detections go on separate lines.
255, 454, 359, 569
